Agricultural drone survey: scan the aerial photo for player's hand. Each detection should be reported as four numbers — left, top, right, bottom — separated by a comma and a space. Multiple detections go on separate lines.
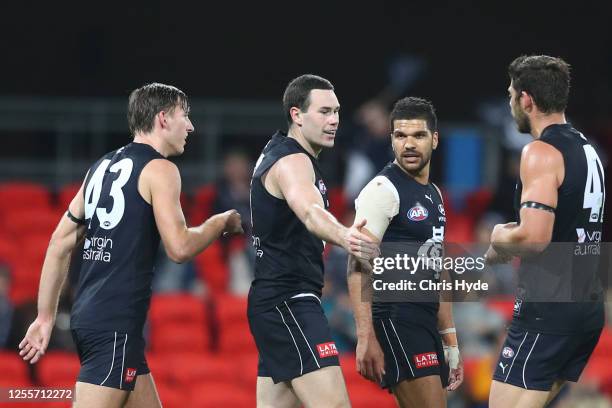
356, 332, 386, 383
444, 345, 463, 391
346, 219, 380, 262
484, 245, 512, 265
222, 209, 244, 236
19, 317, 53, 364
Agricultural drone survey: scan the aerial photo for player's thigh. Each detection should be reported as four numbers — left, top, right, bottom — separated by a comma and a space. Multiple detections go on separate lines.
392, 375, 446, 408
489, 380, 550, 408
290, 366, 350, 408
73, 381, 129, 408
124, 373, 162, 408
256, 376, 300, 408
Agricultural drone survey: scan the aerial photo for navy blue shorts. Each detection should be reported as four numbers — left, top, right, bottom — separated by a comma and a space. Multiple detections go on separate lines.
71, 328, 149, 391
248, 295, 340, 383
374, 318, 448, 389
493, 326, 602, 391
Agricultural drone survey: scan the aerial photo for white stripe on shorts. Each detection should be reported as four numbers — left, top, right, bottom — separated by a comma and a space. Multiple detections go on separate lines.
285, 301, 321, 369
290, 293, 321, 303
119, 333, 127, 389
276, 306, 304, 375
505, 332, 528, 383
381, 320, 400, 383
388, 319, 416, 377
100, 332, 117, 386
522, 333, 540, 389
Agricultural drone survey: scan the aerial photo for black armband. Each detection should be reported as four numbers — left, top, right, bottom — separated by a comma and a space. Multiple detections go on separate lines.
66, 210, 87, 225
520, 201, 555, 213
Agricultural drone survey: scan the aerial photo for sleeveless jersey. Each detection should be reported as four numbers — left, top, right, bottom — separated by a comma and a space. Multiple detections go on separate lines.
513, 124, 605, 334
373, 162, 446, 324
248, 131, 329, 316
71, 142, 165, 333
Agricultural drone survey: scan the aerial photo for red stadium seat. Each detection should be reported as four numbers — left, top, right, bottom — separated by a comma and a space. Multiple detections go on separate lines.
37, 352, 80, 387
57, 182, 82, 211
327, 187, 348, 220
345, 380, 396, 408
190, 184, 217, 225
219, 323, 257, 356
155, 381, 187, 408
233, 353, 258, 390
10, 208, 61, 239
188, 381, 254, 408
0, 352, 31, 386
149, 323, 210, 353
193, 243, 229, 295
0, 182, 53, 215
0, 233, 19, 266
214, 293, 247, 322
148, 293, 207, 327
169, 352, 235, 386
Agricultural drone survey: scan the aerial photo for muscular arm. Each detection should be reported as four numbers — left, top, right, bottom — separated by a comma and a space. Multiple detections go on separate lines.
273, 153, 348, 248
38, 182, 87, 322
20, 179, 87, 362
142, 159, 241, 263
491, 141, 561, 255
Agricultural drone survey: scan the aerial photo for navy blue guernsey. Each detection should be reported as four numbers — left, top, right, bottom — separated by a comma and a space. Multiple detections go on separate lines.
248, 131, 330, 316
513, 124, 605, 334
71, 142, 165, 333
373, 162, 446, 325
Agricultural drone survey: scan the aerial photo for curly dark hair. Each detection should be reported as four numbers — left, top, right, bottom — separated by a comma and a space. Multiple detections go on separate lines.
390, 97, 437, 132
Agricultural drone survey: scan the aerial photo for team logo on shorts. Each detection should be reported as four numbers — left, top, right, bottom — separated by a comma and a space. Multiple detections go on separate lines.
124, 368, 137, 383
502, 347, 515, 358
317, 342, 338, 358
414, 352, 439, 369
318, 180, 327, 195
408, 205, 428, 222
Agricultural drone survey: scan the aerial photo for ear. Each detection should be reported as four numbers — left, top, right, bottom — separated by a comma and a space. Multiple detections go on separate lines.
520, 91, 534, 112
432, 132, 439, 150
157, 111, 169, 130
289, 107, 303, 127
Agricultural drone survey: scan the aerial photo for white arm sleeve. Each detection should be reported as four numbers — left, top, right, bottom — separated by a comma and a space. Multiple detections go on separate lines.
354, 176, 400, 240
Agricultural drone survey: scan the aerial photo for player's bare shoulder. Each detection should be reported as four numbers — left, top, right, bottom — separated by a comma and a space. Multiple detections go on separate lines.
139, 158, 180, 204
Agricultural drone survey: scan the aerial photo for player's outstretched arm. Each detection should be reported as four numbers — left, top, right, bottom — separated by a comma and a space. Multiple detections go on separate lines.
273, 153, 378, 261
143, 159, 243, 264
487, 141, 560, 259
20, 180, 87, 364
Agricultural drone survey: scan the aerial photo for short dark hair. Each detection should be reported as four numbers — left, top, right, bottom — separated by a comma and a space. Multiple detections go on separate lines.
127, 83, 190, 135
282, 74, 334, 126
390, 97, 437, 132
508, 55, 571, 113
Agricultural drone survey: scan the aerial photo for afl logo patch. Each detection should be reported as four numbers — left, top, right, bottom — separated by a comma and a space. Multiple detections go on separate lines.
502, 347, 514, 358
318, 180, 327, 195
408, 205, 428, 221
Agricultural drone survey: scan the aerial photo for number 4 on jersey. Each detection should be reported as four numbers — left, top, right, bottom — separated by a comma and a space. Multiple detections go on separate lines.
583, 145, 605, 223
84, 158, 134, 230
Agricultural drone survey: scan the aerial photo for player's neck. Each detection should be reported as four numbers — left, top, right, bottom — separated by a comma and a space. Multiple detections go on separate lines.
133, 133, 169, 157
530, 112, 567, 139
393, 160, 430, 185
287, 128, 322, 157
